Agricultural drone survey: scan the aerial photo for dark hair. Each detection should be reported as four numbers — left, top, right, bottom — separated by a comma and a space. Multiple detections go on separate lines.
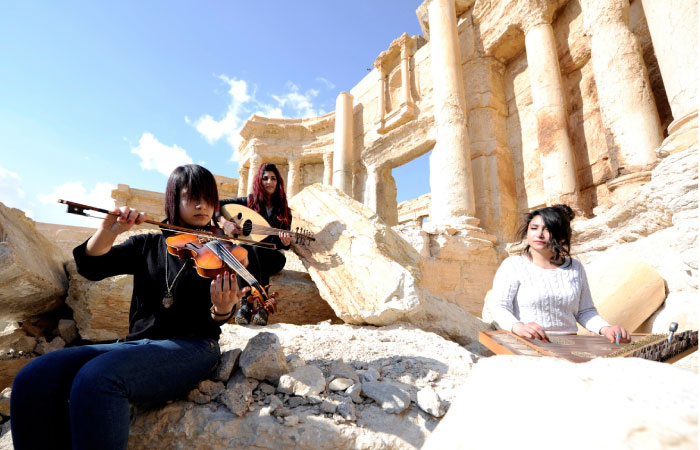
518, 204, 575, 265
164, 164, 219, 227
248, 163, 291, 227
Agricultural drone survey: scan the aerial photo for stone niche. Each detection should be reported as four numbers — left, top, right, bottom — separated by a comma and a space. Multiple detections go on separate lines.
373, 33, 425, 134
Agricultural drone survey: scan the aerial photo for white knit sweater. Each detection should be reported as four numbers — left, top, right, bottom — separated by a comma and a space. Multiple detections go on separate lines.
490, 255, 610, 334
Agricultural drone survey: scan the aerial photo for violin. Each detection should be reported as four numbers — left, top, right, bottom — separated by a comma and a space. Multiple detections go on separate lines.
59, 199, 279, 315
165, 231, 279, 315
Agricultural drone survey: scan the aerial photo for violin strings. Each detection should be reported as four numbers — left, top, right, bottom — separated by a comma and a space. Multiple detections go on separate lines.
208, 241, 258, 288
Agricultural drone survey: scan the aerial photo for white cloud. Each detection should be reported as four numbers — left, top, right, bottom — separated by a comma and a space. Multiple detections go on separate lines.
315, 77, 336, 89
130, 132, 193, 176
191, 75, 327, 162
271, 83, 321, 118
0, 167, 33, 218
37, 181, 116, 227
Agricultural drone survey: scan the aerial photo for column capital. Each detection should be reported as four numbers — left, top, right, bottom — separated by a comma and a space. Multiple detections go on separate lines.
581, 0, 628, 33
250, 152, 263, 166
518, 0, 560, 34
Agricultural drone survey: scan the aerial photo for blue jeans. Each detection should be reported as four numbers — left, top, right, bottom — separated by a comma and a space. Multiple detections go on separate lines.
10, 337, 220, 450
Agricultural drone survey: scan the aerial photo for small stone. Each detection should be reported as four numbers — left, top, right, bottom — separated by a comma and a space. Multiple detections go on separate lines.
345, 383, 363, 403
286, 354, 306, 370
258, 382, 276, 395
287, 397, 306, 408
187, 389, 211, 405
337, 398, 356, 421
417, 386, 445, 417
329, 359, 359, 384
57, 319, 79, 345
359, 367, 380, 383
328, 377, 354, 391
35, 336, 65, 355
198, 380, 225, 398
277, 365, 326, 397
284, 415, 299, 426
268, 395, 283, 411
321, 399, 338, 414
361, 381, 410, 414
212, 349, 241, 382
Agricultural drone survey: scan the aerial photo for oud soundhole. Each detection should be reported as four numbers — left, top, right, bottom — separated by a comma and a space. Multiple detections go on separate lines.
243, 220, 253, 236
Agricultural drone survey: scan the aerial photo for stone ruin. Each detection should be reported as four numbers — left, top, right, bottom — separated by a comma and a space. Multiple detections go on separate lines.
0, 0, 697, 448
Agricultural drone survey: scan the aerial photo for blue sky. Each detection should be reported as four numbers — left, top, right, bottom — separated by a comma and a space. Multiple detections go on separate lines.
0, 1, 429, 227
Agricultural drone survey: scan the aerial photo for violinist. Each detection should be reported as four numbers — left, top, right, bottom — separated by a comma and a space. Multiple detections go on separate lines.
11, 164, 244, 450
218, 162, 292, 326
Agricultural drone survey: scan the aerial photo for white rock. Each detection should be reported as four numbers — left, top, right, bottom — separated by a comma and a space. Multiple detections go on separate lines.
423, 356, 698, 449
277, 365, 325, 397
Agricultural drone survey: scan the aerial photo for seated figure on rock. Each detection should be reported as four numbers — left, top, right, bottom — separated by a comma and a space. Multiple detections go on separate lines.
11, 164, 245, 450
489, 204, 631, 344
218, 162, 292, 326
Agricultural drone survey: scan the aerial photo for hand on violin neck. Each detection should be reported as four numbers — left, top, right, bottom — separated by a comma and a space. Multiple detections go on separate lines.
86, 206, 145, 256
210, 271, 248, 316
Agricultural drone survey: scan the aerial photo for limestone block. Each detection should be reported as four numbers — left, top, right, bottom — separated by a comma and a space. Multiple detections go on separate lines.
0, 326, 32, 353
239, 332, 289, 383
222, 372, 259, 417
289, 184, 492, 345
277, 365, 326, 397
583, 253, 666, 332
423, 356, 698, 449
0, 203, 67, 321
0, 358, 32, 390
267, 269, 340, 325
361, 381, 410, 414
416, 386, 445, 417
57, 319, 78, 345
65, 260, 131, 341
636, 292, 699, 334
212, 349, 242, 382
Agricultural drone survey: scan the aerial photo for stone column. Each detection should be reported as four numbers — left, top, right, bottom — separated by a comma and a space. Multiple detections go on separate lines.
582, 0, 662, 174
640, 0, 698, 134
400, 45, 412, 106
237, 166, 248, 197
246, 153, 263, 196
365, 165, 398, 226
524, 21, 578, 206
286, 156, 301, 198
374, 64, 386, 127
332, 92, 354, 196
322, 152, 333, 185
465, 56, 519, 242
427, 0, 478, 227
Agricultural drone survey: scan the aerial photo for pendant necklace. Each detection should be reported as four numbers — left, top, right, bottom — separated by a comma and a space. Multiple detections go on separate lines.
163, 247, 188, 308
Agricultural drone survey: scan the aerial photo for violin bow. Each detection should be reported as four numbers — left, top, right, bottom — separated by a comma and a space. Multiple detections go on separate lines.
58, 199, 276, 250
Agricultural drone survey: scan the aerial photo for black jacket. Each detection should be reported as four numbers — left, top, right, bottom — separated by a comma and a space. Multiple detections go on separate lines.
73, 233, 224, 341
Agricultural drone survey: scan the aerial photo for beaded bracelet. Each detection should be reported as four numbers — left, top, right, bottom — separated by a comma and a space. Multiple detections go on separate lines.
210, 305, 235, 321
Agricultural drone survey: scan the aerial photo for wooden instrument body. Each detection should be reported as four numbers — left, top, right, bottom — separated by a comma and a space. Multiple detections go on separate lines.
478, 330, 698, 364
220, 203, 273, 243
220, 203, 315, 245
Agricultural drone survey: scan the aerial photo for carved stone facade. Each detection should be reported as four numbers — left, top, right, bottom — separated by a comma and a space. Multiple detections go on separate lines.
234, 0, 695, 241
228, 0, 696, 318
